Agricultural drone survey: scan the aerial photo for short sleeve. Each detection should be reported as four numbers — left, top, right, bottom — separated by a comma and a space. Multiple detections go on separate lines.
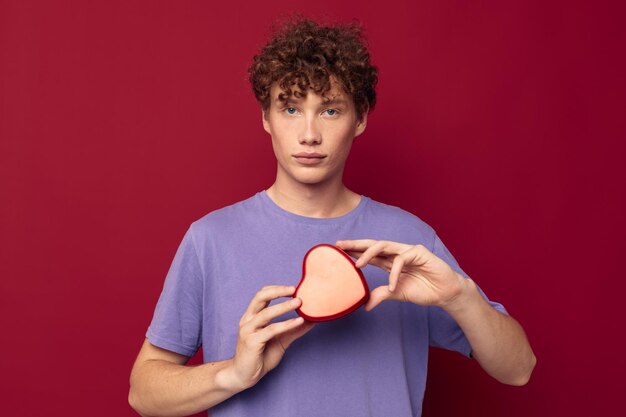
427, 234, 508, 357
146, 227, 203, 357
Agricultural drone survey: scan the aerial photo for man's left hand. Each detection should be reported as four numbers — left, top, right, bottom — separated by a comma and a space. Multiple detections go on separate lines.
335, 239, 468, 311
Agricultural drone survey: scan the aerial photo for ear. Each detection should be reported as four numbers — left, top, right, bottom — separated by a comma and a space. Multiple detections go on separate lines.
354, 111, 368, 138
262, 109, 271, 135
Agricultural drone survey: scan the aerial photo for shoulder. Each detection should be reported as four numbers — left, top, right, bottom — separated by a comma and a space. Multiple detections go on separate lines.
364, 197, 433, 231
362, 197, 437, 248
187, 193, 260, 239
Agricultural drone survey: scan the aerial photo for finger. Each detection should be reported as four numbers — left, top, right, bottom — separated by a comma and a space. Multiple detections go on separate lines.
254, 316, 307, 344
243, 285, 296, 321
342, 248, 395, 270
388, 245, 432, 291
247, 297, 302, 330
361, 255, 394, 271
353, 241, 387, 268
343, 250, 390, 262
388, 254, 408, 292
396, 245, 430, 269
364, 285, 402, 311
342, 249, 364, 259
280, 320, 316, 349
335, 239, 379, 252
354, 240, 407, 268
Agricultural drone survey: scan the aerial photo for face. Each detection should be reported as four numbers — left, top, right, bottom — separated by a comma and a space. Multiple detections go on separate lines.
262, 80, 367, 188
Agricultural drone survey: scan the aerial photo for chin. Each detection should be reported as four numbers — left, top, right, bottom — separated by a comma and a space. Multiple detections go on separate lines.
279, 165, 338, 186
295, 177, 327, 185
288, 172, 332, 186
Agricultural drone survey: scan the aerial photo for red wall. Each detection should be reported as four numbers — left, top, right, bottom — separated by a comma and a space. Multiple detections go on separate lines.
1, 1, 624, 416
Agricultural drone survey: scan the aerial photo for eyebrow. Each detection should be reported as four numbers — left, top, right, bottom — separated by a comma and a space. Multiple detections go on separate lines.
275, 97, 349, 107
321, 98, 349, 106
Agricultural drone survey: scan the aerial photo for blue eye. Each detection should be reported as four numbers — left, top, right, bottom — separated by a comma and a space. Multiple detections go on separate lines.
286, 107, 297, 115
324, 109, 338, 116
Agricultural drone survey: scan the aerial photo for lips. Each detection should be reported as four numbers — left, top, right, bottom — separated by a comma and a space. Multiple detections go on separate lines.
294, 152, 325, 158
293, 152, 326, 165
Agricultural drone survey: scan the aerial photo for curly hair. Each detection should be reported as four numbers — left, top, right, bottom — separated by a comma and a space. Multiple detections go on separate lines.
248, 18, 378, 121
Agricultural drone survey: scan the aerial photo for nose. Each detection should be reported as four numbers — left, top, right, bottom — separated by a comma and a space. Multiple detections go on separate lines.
299, 115, 322, 145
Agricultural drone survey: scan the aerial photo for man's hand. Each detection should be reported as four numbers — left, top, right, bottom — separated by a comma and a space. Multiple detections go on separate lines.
337, 239, 537, 385
128, 286, 315, 416
335, 239, 468, 311
227, 285, 315, 390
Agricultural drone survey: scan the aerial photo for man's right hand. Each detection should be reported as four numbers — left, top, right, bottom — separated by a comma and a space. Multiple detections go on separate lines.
224, 285, 316, 390
129, 285, 314, 416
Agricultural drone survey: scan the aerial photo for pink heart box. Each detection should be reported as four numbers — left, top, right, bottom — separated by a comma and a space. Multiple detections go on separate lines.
294, 244, 370, 322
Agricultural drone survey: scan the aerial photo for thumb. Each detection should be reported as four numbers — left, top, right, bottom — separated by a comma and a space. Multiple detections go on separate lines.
280, 320, 316, 349
364, 285, 403, 311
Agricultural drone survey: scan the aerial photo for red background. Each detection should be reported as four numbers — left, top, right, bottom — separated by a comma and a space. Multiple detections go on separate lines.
1, 1, 624, 416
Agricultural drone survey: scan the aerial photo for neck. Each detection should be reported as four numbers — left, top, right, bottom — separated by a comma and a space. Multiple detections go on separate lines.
266, 176, 361, 218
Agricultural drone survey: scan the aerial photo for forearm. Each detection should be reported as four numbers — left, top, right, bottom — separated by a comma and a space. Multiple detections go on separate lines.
443, 278, 537, 386
129, 358, 241, 417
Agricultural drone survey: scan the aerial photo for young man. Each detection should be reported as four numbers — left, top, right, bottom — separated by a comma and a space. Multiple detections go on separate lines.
129, 19, 535, 417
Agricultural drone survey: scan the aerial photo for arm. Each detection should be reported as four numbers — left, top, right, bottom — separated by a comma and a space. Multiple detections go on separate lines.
336, 239, 536, 386
129, 285, 315, 417
440, 277, 536, 385
128, 340, 235, 417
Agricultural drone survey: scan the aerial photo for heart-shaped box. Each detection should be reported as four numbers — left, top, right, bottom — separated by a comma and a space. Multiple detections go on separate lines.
294, 244, 370, 322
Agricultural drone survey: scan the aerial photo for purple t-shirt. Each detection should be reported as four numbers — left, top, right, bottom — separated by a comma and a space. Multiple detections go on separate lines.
146, 191, 507, 416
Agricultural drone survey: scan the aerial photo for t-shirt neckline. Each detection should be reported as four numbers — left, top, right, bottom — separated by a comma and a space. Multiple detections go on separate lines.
258, 190, 369, 226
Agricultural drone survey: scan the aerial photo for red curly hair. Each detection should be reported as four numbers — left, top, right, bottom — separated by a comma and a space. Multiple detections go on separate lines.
248, 18, 378, 121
